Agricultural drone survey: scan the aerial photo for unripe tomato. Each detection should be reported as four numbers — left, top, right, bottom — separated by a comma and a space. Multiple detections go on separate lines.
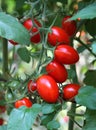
9, 40, 18, 45
36, 74, 59, 103
62, 16, 77, 37
23, 18, 41, 43
48, 26, 70, 46
0, 106, 6, 113
15, 97, 32, 108
0, 118, 4, 125
54, 45, 79, 64
46, 60, 67, 83
27, 80, 37, 92
63, 84, 80, 100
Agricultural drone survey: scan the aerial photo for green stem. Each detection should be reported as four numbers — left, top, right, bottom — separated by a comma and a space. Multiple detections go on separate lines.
75, 37, 96, 57
68, 65, 78, 130
2, 39, 9, 79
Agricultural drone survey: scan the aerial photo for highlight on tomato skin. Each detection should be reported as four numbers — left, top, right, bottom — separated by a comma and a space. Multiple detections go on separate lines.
14, 97, 32, 108
48, 26, 70, 46
46, 60, 68, 83
62, 16, 77, 37
54, 44, 79, 65
36, 74, 59, 103
63, 84, 80, 100
23, 18, 41, 44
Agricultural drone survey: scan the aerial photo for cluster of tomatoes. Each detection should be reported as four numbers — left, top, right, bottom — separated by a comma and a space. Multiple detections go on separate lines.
14, 16, 81, 109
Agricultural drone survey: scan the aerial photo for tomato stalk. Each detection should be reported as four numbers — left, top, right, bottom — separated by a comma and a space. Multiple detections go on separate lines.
2, 39, 9, 79
68, 65, 79, 130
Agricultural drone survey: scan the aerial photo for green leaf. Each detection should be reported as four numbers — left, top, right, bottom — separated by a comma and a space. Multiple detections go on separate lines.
85, 18, 96, 37
41, 113, 55, 126
75, 86, 96, 109
0, 125, 7, 130
83, 109, 96, 130
42, 103, 55, 114
70, 2, 96, 20
0, 12, 30, 45
67, 69, 76, 80
47, 120, 60, 129
91, 41, 96, 54
83, 70, 96, 87
7, 104, 41, 130
17, 47, 30, 63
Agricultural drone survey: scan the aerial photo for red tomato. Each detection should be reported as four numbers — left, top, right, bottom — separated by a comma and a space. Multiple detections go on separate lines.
62, 16, 77, 37
27, 80, 37, 92
0, 118, 4, 125
0, 106, 6, 113
15, 97, 32, 108
48, 26, 70, 46
63, 84, 80, 100
9, 40, 18, 45
36, 74, 59, 103
54, 45, 79, 64
46, 60, 68, 83
23, 18, 41, 43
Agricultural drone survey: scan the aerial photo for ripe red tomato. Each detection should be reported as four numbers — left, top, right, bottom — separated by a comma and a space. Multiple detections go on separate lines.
46, 60, 67, 83
0, 106, 6, 113
54, 45, 79, 64
36, 74, 59, 103
62, 16, 77, 37
27, 80, 37, 92
15, 97, 32, 108
63, 84, 80, 100
23, 18, 41, 43
9, 40, 18, 45
0, 118, 4, 125
48, 26, 70, 46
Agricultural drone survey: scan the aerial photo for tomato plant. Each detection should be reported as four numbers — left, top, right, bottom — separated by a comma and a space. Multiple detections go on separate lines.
14, 97, 32, 108
54, 44, 79, 64
23, 18, 41, 44
63, 84, 80, 100
46, 60, 68, 83
62, 16, 77, 37
36, 74, 59, 103
48, 26, 70, 46
0, 0, 96, 130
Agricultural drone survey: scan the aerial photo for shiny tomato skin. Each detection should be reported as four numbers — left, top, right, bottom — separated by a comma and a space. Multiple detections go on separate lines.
0, 118, 4, 125
54, 45, 79, 64
27, 80, 37, 92
9, 40, 18, 45
48, 26, 70, 46
23, 18, 41, 43
15, 97, 32, 108
63, 84, 80, 100
36, 75, 59, 103
46, 60, 68, 83
62, 16, 77, 37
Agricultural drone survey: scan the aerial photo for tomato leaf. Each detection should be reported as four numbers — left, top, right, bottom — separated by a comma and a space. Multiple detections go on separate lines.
7, 104, 41, 130
42, 103, 55, 114
69, 2, 96, 20
0, 12, 30, 45
83, 70, 96, 87
91, 41, 96, 54
0, 125, 7, 130
47, 120, 60, 129
17, 47, 30, 63
83, 109, 96, 130
75, 86, 96, 109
